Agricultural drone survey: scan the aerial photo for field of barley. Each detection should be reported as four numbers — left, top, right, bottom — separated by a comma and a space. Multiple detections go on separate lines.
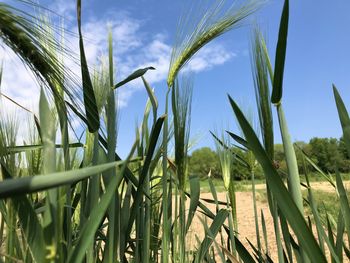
0, 0, 350, 262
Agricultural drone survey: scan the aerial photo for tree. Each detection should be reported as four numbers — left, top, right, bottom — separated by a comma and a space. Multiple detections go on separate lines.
335, 137, 350, 172
294, 141, 313, 174
189, 147, 220, 178
308, 137, 342, 173
231, 147, 260, 180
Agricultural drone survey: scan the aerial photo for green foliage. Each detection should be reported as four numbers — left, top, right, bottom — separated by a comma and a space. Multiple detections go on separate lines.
187, 138, 350, 180
309, 137, 343, 173
274, 138, 350, 175
77, 0, 100, 133
1, 1, 350, 262
189, 147, 220, 178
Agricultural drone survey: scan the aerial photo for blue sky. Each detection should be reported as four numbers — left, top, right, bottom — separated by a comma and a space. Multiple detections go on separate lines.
1, 0, 350, 158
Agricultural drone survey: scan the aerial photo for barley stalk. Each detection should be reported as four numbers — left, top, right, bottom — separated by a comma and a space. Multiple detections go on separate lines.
167, 0, 261, 87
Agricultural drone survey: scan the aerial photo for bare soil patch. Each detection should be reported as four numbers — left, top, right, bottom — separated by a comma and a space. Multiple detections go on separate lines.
188, 181, 350, 261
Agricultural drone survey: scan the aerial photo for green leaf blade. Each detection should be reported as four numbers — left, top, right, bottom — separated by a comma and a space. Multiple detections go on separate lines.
186, 175, 200, 233
114, 67, 155, 89
271, 0, 289, 104
228, 95, 326, 262
77, 0, 100, 132
0, 161, 121, 198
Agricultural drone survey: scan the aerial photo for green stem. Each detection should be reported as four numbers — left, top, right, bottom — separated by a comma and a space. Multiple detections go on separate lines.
105, 28, 118, 263
143, 171, 151, 263
179, 189, 186, 263
276, 104, 303, 213
272, 203, 285, 263
276, 103, 310, 262
6, 200, 15, 260
161, 88, 171, 263
228, 183, 238, 258
251, 169, 262, 257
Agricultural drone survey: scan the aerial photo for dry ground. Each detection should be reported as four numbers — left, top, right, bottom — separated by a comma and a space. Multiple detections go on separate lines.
187, 181, 350, 261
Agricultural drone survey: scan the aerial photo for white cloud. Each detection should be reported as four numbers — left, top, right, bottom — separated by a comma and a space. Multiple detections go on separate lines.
0, 4, 236, 143
0, 47, 40, 110
185, 44, 235, 72
49, 0, 76, 22
1, 4, 235, 108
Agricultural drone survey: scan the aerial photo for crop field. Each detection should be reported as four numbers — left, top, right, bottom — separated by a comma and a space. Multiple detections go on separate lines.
0, 0, 350, 262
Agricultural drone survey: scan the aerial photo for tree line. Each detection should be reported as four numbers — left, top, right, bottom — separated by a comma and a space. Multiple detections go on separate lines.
189, 137, 350, 180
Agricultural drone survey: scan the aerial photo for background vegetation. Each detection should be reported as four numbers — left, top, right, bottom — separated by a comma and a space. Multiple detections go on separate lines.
0, 0, 349, 262
190, 136, 350, 179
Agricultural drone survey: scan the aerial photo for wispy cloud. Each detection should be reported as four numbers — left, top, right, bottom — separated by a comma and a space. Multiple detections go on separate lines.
49, 0, 76, 22
0, 47, 39, 110
186, 45, 235, 72
68, 13, 235, 107
0, 2, 236, 142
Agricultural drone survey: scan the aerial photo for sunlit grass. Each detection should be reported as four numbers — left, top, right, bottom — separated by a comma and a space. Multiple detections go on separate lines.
0, 0, 350, 262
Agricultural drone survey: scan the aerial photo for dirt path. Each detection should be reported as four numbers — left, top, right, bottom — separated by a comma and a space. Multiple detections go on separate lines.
189, 181, 350, 261
189, 191, 277, 261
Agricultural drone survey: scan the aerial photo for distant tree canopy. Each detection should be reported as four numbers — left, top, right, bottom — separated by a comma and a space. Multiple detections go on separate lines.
188, 146, 253, 180
188, 147, 221, 178
189, 137, 350, 180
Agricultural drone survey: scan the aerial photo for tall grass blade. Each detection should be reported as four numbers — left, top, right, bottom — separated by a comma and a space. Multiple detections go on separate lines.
98, 134, 139, 187
38, 93, 52, 164
219, 244, 240, 263
39, 88, 61, 260
306, 176, 340, 262
194, 209, 229, 263
335, 211, 345, 262
186, 175, 200, 233
251, 31, 286, 262
0, 164, 46, 262
228, 95, 327, 262
277, 105, 304, 213
67, 142, 138, 263
333, 84, 350, 245
142, 76, 158, 124
0, 161, 124, 198
250, 165, 261, 258
77, 0, 100, 132
233, 236, 257, 263
271, 205, 285, 263
279, 211, 293, 263
335, 170, 350, 244
3, 142, 83, 155
226, 130, 249, 149
161, 88, 171, 263
208, 175, 219, 212
114, 67, 155, 89
271, 0, 289, 104
333, 84, 350, 158
104, 27, 119, 263
261, 210, 269, 256
172, 78, 192, 262
211, 130, 249, 167
326, 215, 336, 259
251, 28, 274, 158
260, 35, 274, 84
119, 182, 132, 260
199, 217, 227, 263
295, 143, 335, 187
123, 115, 165, 254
